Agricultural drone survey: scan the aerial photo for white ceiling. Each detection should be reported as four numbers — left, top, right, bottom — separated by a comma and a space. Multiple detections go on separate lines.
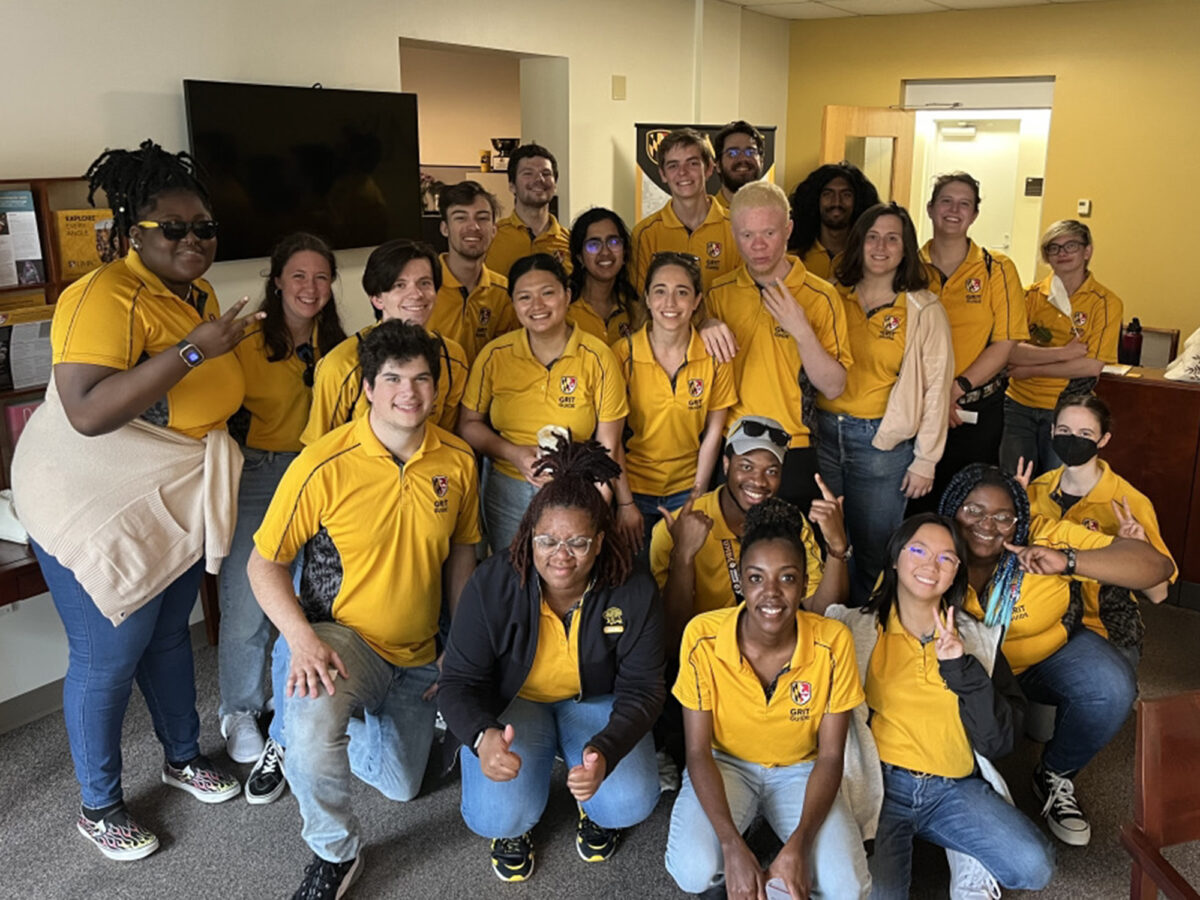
732, 0, 1101, 20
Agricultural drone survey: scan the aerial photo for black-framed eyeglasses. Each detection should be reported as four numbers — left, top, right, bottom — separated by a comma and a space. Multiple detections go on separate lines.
1045, 240, 1086, 257
723, 147, 760, 160
531, 534, 595, 556
583, 236, 624, 255
735, 419, 790, 447
296, 343, 316, 388
137, 220, 219, 241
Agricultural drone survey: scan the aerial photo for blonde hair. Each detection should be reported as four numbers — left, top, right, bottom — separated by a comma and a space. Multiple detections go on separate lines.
729, 181, 790, 221
1040, 219, 1092, 262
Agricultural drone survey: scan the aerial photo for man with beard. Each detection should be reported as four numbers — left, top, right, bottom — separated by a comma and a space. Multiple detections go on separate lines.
431, 181, 518, 363
787, 162, 880, 282
485, 144, 571, 280
712, 120, 765, 211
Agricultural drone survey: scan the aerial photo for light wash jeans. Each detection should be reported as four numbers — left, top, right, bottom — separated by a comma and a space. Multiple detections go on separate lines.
459, 694, 659, 838
218, 446, 298, 718
483, 468, 539, 556
279, 621, 438, 862
32, 543, 204, 809
869, 763, 1054, 898
816, 411, 913, 607
665, 750, 870, 898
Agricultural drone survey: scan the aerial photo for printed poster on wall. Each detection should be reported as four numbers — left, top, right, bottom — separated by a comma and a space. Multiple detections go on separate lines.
635, 124, 777, 222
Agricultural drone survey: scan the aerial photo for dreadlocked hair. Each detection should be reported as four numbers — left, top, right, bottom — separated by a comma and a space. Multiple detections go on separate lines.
508, 436, 632, 590
740, 497, 809, 574
937, 464, 1031, 629
84, 139, 210, 255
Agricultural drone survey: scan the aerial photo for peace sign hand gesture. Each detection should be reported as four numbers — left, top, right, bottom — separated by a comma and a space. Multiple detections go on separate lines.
1112, 497, 1148, 542
934, 605, 964, 661
659, 488, 714, 561
186, 296, 265, 358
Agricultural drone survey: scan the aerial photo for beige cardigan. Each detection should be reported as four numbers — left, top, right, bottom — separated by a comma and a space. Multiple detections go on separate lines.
11, 376, 241, 626
872, 289, 954, 481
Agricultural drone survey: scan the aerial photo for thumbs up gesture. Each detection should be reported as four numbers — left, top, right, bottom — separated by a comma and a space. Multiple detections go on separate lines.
479, 723, 522, 783
567, 746, 608, 802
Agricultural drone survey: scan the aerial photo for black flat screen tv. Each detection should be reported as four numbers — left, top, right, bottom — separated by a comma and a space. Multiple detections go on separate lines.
184, 79, 421, 261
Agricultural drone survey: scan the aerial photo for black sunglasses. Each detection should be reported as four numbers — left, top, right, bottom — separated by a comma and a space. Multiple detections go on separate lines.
296, 343, 316, 388
137, 219, 219, 241
736, 419, 790, 447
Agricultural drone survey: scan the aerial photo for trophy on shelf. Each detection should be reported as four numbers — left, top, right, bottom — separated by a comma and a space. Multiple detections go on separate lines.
490, 138, 520, 173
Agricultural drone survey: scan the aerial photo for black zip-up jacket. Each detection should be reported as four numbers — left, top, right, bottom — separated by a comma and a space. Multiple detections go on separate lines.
438, 552, 666, 773
939, 647, 1026, 760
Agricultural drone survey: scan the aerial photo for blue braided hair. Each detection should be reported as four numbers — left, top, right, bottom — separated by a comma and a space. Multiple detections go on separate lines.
937, 464, 1031, 628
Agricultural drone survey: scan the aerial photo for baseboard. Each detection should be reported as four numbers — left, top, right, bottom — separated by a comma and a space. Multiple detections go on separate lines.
0, 621, 211, 736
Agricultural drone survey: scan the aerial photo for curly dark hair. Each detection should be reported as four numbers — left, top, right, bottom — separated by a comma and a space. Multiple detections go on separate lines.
84, 139, 210, 254
509, 437, 632, 590
357, 318, 442, 388
938, 464, 1031, 628
787, 162, 879, 256
740, 496, 810, 576
259, 232, 347, 363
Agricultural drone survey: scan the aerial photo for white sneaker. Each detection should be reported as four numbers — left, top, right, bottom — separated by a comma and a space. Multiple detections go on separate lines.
656, 750, 680, 793
221, 712, 265, 764
947, 849, 1001, 900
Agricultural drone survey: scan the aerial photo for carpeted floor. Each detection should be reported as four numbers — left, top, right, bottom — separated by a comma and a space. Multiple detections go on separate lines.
3, 600, 1199, 899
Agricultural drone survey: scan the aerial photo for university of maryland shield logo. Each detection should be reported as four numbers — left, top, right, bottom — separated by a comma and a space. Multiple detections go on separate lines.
646, 129, 671, 165
882, 314, 901, 334
966, 278, 982, 294
706, 241, 722, 259
478, 307, 492, 326
790, 681, 813, 706
1082, 518, 1100, 531
688, 378, 704, 397
432, 475, 449, 498
1073, 311, 1088, 328
560, 376, 577, 394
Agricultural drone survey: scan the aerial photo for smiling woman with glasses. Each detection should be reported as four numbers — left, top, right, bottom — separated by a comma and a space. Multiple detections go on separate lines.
439, 437, 664, 883
824, 511, 1054, 898
1001, 219, 1124, 477
567, 207, 640, 345
937, 463, 1172, 851
218, 232, 346, 781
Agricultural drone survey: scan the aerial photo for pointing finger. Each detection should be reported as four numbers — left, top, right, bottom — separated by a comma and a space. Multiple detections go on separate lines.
814, 473, 837, 502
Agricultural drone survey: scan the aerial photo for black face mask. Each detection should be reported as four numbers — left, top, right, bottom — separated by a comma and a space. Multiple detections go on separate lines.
1051, 433, 1099, 467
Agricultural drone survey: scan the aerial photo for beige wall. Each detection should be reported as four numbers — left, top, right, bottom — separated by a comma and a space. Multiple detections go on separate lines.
399, 44, 522, 167
786, 0, 1200, 337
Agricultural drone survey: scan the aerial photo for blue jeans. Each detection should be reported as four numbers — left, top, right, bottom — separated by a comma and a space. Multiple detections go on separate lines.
999, 397, 1060, 478
1017, 628, 1136, 774
633, 488, 692, 564
278, 622, 439, 862
816, 411, 913, 607
665, 750, 870, 897
459, 694, 659, 838
218, 446, 297, 718
32, 542, 203, 809
483, 469, 538, 556
870, 764, 1054, 898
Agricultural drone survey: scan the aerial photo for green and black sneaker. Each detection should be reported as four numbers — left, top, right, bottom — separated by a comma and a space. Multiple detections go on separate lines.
576, 808, 619, 862
490, 833, 535, 882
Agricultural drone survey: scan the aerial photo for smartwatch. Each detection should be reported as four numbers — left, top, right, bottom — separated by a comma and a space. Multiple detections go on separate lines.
955, 375, 973, 394
827, 544, 853, 562
177, 340, 205, 369
1062, 546, 1078, 577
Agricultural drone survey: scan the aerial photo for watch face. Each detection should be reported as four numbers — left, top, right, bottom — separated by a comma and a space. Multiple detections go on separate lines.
182, 345, 204, 366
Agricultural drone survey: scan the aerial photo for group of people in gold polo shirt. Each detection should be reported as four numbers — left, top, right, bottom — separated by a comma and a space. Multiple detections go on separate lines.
18, 133, 1178, 900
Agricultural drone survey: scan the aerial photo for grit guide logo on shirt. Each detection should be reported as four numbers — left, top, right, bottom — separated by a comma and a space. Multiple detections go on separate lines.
789, 680, 813, 722
559, 376, 577, 408
880, 314, 901, 339
432, 475, 450, 513
688, 377, 705, 410
965, 277, 983, 302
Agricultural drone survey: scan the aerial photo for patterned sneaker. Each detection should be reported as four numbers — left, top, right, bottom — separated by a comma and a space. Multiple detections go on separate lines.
161, 755, 240, 804
291, 852, 362, 900
490, 833, 535, 882
246, 737, 286, 805
1033, 765, 1091, 846
76, 805, 159, 861
576, 808, 619, 862
221, 712, 265, 764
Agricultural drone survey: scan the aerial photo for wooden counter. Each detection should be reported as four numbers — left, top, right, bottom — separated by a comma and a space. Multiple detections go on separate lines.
1097, 367, 1200, 589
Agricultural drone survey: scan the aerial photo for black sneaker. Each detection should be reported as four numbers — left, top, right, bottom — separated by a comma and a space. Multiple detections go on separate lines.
490, 833, 535, 882
76, 805, 159, 861
246, 738, 286, 805
576, 808, 619, 862
291, 852, 362, 900
1032, 765, 1091, 846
